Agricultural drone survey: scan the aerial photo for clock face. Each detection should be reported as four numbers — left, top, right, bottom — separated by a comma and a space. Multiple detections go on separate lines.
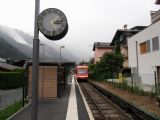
37, 8, 68, 40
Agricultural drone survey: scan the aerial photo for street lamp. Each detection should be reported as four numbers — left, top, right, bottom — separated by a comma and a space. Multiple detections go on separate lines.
32, 0, 40, 119
59, 46, 65, 67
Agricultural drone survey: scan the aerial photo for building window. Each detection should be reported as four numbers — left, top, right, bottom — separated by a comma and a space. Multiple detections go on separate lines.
152, 36, 159, 51
140, 42, 146, 54
140, 40, 151, 54
120, 36, 123, 41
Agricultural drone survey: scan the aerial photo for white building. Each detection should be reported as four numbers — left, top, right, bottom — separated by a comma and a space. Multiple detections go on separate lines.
128, 20, 160, 87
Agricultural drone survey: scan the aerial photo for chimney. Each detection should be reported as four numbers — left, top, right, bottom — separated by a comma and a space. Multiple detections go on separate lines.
155, 0, 160, 5
124, 24, 127, 30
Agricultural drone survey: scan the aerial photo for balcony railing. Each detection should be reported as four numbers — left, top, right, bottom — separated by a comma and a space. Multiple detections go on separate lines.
151, 9, 160, 24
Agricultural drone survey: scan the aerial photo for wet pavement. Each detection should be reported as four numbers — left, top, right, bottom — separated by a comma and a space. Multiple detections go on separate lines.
9, 75, 90, 120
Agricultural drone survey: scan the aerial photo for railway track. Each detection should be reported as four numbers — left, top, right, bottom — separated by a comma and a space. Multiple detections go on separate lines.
79, 82, 132, 120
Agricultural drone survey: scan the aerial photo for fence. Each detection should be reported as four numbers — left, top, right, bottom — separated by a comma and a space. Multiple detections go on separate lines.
106, 73, 157, 92
0, 88, 22, 110
125, 77, 154, 92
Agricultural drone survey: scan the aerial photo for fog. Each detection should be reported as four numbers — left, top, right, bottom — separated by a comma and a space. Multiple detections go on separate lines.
0, 0, 159, 62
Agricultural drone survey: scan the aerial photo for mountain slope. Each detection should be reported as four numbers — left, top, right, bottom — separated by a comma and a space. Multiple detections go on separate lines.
0, 25, 79, 62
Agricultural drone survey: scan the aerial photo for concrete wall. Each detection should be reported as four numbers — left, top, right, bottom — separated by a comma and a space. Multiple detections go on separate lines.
128, 20, 160, 85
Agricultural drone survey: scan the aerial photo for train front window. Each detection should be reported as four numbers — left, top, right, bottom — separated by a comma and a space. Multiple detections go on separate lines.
77, 69, 87, 74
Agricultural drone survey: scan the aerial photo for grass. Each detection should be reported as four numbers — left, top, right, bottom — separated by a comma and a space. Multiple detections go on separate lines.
102, 79, 160, 97
0, 100, 28, 120
90, 77, 159, 97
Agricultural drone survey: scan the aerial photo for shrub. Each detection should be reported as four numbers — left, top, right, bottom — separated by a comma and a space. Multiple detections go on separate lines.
13, 68, 25, 73
0, 70, 24, 89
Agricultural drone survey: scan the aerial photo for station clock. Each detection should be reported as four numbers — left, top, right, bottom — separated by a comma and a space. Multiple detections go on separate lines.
37, 8, 68, 40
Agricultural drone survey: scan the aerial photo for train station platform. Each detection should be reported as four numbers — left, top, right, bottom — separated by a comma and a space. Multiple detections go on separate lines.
9, 75, 91, 120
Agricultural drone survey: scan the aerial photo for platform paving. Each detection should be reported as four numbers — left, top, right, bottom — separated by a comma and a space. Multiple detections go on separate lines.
9, 75, 90, 120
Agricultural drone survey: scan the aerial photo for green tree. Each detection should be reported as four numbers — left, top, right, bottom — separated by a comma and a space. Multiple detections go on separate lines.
101, 52, 124, 78
88, 58, 96, 79
94, 61, 107, 80
88, 50, 124, 80
92, 52, 124, 80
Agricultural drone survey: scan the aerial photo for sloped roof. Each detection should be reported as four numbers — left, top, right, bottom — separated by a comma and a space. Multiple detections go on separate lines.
93, 42, 113, 51
111, 26, 147, 46
0, 62, 21, 71
26, 61, 75, 67
130, 26, 147, 30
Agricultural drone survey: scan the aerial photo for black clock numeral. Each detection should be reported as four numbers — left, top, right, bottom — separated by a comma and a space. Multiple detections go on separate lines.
39, 27, 46, 33
37, 19, 43, 23
59, 12, 65, 17
40, 11, 47, 17
42, 30, 50, 36
58, 28, 63, 33
46, 31, 51, 36
61, 16, 66, 21
38, 21, 43, 27
53, 31, 58, 36
50, 31, 55, 36
46, 9, 52, 14
61, 23, 66, 28
54, 10, 60, 15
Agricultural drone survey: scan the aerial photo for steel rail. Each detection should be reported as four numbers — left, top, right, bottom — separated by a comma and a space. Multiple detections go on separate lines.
87, 83, 132, 120
89, 81, 160, 120
80, 83, 132, 120
80, 83, 108, 120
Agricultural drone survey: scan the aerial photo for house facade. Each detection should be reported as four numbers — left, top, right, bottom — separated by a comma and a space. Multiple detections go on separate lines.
110, 26, 146, 74
121, 44, 128, 68
93, 42, 113, 63
128, 20, 160, 86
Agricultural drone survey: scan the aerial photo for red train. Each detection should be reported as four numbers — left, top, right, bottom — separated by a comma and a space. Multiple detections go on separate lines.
76, 65, 88, 80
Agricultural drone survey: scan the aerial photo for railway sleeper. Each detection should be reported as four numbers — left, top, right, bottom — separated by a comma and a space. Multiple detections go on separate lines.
89, 81, 160, 120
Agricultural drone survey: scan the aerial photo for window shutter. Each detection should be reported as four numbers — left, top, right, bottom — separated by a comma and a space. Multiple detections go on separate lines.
152, 36, 159, 51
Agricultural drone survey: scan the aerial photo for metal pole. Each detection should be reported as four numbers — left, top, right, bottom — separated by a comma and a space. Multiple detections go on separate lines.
59, 46, 65, 67
31, 0, 40, 120
22, 75, 25, 107
131, 74, 133, 92
154, 71, 157, 94
40, 44, 45, 99
136, 41, 139, 82
58, 47, 61, 98
42, 44, 44, 98
60, 47, 61, 67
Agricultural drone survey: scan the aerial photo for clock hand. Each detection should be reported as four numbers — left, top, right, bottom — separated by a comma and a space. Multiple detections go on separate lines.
54, 20, 63, 24
52, 16, 59, 22
50, 20, 56, 30
50, 16, 60, 29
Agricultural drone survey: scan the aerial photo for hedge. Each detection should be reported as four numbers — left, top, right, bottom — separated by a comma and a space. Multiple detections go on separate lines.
0, 71, 24, 90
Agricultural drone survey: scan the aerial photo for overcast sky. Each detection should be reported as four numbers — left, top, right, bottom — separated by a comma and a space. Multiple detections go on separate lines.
0, 0, 159, 62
